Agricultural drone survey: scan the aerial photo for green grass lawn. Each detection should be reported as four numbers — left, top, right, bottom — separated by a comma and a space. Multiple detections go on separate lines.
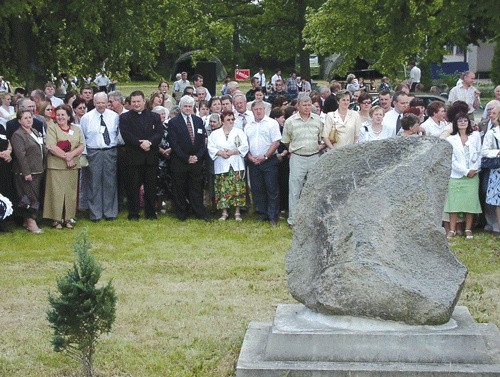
0, 210, 498, 377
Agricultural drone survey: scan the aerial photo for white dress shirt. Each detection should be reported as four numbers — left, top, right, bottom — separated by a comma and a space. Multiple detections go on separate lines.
234, 110, 254, 130
80, 108, 120, 148
448, 85, 479, 114
381, 109, 401, 137
244, 116, 281, 157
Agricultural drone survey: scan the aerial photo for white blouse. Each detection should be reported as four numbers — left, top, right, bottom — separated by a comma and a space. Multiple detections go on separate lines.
208, 127, 249, 174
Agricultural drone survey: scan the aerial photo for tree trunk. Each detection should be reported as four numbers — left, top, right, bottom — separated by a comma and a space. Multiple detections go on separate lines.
83, 350, 94, 377
10, 19, 46, 90
297, 0, 311, 80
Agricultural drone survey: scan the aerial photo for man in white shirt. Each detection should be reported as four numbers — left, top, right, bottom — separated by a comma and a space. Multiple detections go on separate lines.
174, 72, 190, 100
271, 68, 282, 91
382, 91, 409, 136
253, 68, 266, 89
245, 100, 281, 224
44, 82, 63, 107
233, 93, 254, 130
378, 90, 393, 113
448, 71, 481, 115
80, 92, 120, 221
408, 62, 421, 92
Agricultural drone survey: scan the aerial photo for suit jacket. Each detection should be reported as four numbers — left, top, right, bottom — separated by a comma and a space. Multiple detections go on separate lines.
6, 117, 45, 140
323, 94, 339, 113
11, 127, 45, 176
119, 109, 163, 166
167, 113, 207, 165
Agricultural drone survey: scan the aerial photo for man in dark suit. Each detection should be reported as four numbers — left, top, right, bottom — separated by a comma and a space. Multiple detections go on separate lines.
167, 95, 209, 221
119, 91, 163, 220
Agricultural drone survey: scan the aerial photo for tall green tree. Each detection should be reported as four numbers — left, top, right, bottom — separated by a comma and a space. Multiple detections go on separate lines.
303, 0, 498, 77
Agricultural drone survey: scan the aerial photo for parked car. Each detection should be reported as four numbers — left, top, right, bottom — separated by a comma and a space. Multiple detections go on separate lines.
371, 93, 447, 107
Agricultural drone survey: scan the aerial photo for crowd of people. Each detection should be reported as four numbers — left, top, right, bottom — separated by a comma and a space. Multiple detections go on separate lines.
0, 68, 499, 238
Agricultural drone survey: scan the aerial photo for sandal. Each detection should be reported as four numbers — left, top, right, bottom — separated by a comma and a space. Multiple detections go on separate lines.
235, 213, 242, 222
465, 230, 474, 240
52, 221, 63, 230
219, 213, 228, 221
447, 230, 456, 239
64, 220, 74, 229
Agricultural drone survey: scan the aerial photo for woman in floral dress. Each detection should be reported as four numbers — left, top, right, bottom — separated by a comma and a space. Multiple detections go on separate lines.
207, 111, 249, 221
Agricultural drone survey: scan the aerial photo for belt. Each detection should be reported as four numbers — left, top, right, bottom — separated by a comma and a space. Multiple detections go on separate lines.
87, 146, 117, 151
293, 152, 320, 157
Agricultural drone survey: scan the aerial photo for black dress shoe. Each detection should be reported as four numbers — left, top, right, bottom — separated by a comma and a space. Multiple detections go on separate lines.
269, 219, 278, 226
201, 216, 212, 222
146, 215, 157, 220
90, 218, 101, 223
128, 215, 139, 221
105, 217, 116, 221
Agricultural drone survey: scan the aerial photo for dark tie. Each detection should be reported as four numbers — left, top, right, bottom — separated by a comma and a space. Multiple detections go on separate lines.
396, 114, 402, 134
240, 113, 247, 129
186, 116, 194, 144
101, 114, 111, 145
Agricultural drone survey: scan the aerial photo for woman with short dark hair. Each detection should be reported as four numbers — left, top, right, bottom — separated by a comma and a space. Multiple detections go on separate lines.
43, 104, 85, 229
11, 110, 45, 233
421, 101, 446, 137
207, 110, 249, 221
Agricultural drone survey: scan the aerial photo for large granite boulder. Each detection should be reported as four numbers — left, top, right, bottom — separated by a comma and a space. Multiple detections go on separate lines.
286, 137, 468, 325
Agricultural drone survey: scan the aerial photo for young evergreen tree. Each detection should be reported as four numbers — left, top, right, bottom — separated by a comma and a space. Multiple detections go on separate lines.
47, 230, 117, 377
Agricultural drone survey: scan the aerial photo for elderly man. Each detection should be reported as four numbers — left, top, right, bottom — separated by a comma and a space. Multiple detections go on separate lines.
448, 71, 481, 115
382, 90, 409, 135
282, 94, 324, 227
80, 92, 121, 221
233, 93, 254, 130
119, 91, 163, 220
245, 100, 281, 225
167, 95, 209, 221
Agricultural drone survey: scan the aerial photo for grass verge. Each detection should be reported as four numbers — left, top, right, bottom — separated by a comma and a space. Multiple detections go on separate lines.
0, 212, 498, 376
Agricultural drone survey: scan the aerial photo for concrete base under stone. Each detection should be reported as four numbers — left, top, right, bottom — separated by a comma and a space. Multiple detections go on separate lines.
236, 304, 500, 377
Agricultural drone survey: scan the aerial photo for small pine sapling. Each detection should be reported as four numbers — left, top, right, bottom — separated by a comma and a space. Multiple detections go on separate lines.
47, 229, 117, 377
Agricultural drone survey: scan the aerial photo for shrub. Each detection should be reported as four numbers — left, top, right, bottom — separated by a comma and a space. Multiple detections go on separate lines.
47, 230, 117, 377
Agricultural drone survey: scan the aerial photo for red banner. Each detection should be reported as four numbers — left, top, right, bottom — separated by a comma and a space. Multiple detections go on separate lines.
235, 69, 250, 81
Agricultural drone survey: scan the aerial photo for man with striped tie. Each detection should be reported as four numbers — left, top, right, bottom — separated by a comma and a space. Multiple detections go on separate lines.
167, 95, 209, 221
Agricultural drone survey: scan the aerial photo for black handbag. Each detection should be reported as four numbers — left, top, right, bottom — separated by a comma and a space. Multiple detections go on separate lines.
481, 135, 500, 170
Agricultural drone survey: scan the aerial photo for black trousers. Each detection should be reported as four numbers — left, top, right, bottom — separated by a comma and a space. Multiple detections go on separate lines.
126, 164, 157, 219
171, 158, 206, 220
